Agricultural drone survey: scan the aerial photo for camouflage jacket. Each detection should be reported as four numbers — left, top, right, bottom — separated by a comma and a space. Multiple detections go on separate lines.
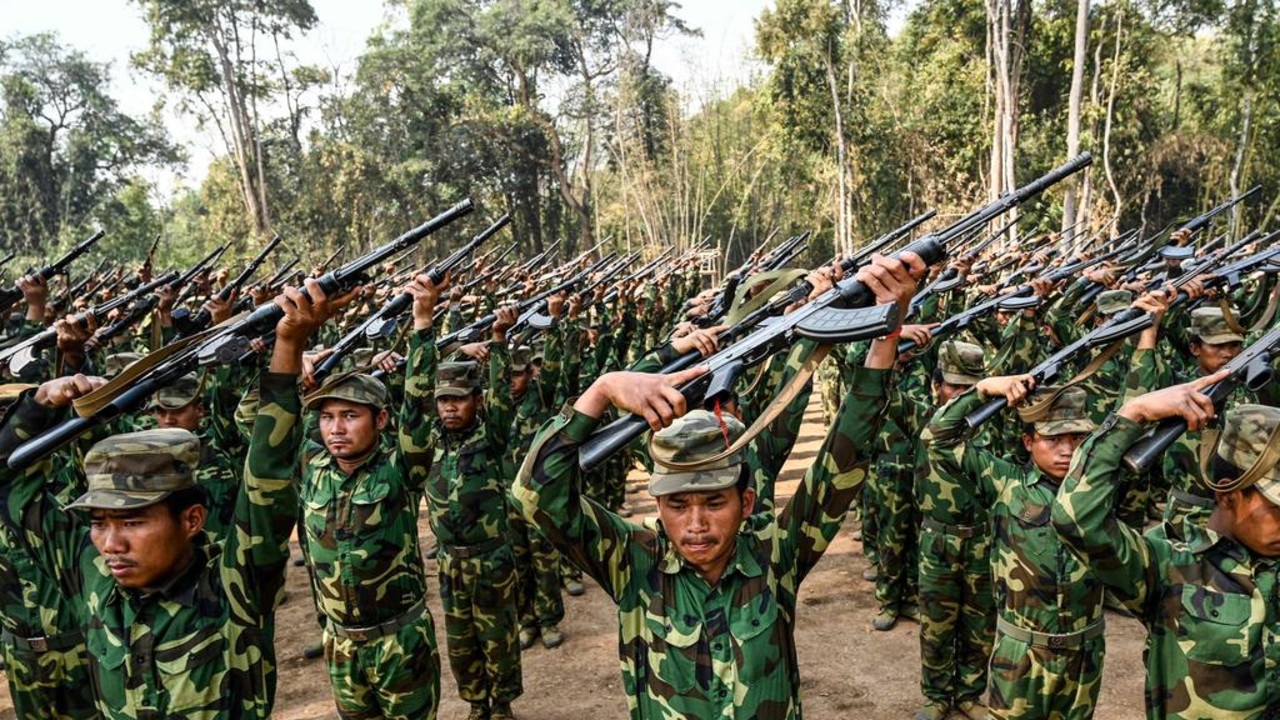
927, 389, 1103, 634
918, 390, 994, 528
513, 366, 890, 720
1054, 413, 1280, 719
0, 372, 300, 719
296, 375, 433, 627
405, 327, 514, 547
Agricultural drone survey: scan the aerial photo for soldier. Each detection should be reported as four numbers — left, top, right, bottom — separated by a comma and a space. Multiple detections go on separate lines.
513, 251, 923, 719
291, 364, 442, 718
915, 339, 993, 720
927, 380, 1103, 720
0, 383, 96, 720
1053, 375, 1280, 718
149, 372, 242, 540
403, 275, 522, 720
0, 276, 349, 718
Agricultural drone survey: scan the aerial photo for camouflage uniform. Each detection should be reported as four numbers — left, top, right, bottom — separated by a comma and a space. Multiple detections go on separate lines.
0, 383, 95, 719
506, 341, 567, 642
0, 377, 299, 718
1054, 404, 1280, 719
928, 386, 1105, 719
294, 373, 441, 720
916, 341, 995, 715
514, 365, 891, 720
405, 330, 522, 711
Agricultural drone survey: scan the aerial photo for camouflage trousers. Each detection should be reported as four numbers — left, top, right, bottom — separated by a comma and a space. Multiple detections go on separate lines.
818, 356, 842, 425
0, 634, 95, 720
870, 456, 919, 612
986, 627, 1104, 720
917, 521, 994, 705
438, 541, 523, 704
509, 513, 565, 630
859, 481, 879, 567
322, 610, 441, 720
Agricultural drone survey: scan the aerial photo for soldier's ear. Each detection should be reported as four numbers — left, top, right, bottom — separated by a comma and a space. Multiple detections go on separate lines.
1022, 433, 1034, 453
180, 504, 206, 539
375, 409, 389, 431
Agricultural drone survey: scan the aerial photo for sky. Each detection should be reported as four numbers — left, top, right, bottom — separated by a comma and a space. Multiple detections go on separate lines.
3, 0, 775, 194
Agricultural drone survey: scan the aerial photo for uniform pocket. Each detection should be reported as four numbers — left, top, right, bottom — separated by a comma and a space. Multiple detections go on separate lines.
645, 614, 704, 693
1177, 586, 1259, 667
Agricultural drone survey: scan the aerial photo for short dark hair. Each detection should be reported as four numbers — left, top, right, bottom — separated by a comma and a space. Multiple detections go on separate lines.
162, 485, 208, 520
1210, 455, 1245, 487
734, 463, 751, 495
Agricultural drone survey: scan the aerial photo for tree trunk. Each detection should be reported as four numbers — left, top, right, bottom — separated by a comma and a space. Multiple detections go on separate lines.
824, 53, 851, 255
1228, 94, 1253, 239
1101, 3, 1125, 229
1061, 0, 1091, 232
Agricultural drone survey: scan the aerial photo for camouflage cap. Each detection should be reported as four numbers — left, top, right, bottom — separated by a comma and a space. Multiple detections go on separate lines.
1190, 307, 1245, 345
68, 428, 200, 511
435, 361, 481, 399
1215, 404, 1280, 505
938, 341, 985, 386
511, 346, 534, 373
104, 352, 143, 377
648, 410, 745, 497
1022, 385, 1096, 436
351, 347, 375, 369
1095, 289, 1133, 316
304, 373, 389, 412
152, 372, 202, 410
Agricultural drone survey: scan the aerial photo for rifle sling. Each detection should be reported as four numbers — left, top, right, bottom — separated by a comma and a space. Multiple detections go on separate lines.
649, 343, 833, 472
1219, 298, 1247, 335
1200, 421, 1280, 494
1015, 339, 1127, 424
722, 269, 807, 326
72, 312, 247, 418
1250, 282, 1280, 334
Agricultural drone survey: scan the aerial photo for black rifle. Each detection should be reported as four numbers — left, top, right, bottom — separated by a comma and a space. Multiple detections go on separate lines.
0, 251, 15, 272
313, 213, 510, 385
577, 153, 1095, 471
0, 230, 104, 313
1179, 185, 1261, 237
963, 237, 1280, 429
1122, 320, 1280, 474
909, 213, 1019, 313
6, 200, 475, 472
174, 235, 284, 337
1, 271, 180, 374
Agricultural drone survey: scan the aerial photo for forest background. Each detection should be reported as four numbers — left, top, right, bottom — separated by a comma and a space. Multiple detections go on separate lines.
2, 0, 1277, 274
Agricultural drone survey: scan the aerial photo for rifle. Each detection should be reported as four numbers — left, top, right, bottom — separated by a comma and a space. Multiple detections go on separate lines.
909, 213, 1019, 312
963, 236, 1280, 429
0, 230, 104, 314
174, 235, 284, 337
1122, 320, 1280, 474
258, 257, 301, 292
0, 251, 15, 272
693, 233, 812, 328
172, 245, 229, 308
577, 154, 1095, 470
1178, 185, 1261, 237
62, 257, 112, 305
7, 199, 476, 472
1, 271, 180, 374
311, 213, 508, 386
898, 239, 1137, 354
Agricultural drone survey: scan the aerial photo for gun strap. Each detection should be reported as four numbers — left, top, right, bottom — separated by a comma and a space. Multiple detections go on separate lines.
1219, 298, 1247, 335
649, 343, 832, 472
1251, 282, 1280, 334
722, 269, 807, 326
71, 312, 247, 418
1200, 421, 1280, 494
1015, 339, 1126, 423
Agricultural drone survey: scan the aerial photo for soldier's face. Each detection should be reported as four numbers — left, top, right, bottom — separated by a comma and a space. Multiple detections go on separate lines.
1023, 431, 1087, 481
932, 381, 968, 406
511, 370, 530, 398
153, 401, 204, 432
89, 504, 204, 591
657, 486, 755, 582
318, 400, 387, 459
1219, 488, 1280, 557
437, 393, 479, 431
1191, 340, 1243, 374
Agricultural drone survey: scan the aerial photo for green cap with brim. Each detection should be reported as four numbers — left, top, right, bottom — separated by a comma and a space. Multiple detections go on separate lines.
1022, 385, 1096, 436
304, 373, 389, 412
435, 361, 480, 399
104, 352, 143, 377
1217, 404, 1280, 505
511, 346, 534, 373
939, 340, 985, 386
1191, 307, 1245, 345
1095, 290, 1133, 316
151, 373, 202, 410
648, 409, 745, 497
68, 428, 200, 511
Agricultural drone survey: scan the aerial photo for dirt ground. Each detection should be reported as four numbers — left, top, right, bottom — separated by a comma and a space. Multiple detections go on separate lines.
0, 395, 1148, 719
